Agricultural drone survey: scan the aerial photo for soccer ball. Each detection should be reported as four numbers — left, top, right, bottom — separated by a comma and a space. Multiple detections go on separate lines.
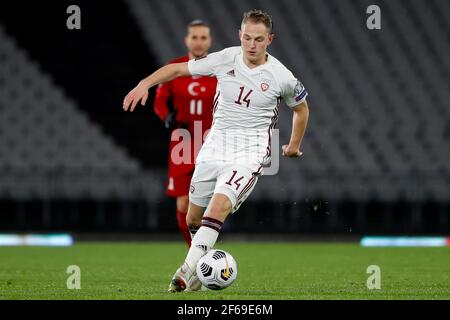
196, 249, 238, 290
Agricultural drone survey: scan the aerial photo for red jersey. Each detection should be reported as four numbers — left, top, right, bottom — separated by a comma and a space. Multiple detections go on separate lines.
154, 56, 217, 135
154, 56, 217, 195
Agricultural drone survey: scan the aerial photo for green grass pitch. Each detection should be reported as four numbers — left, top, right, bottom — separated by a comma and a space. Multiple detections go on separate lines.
0, 242, 448, 299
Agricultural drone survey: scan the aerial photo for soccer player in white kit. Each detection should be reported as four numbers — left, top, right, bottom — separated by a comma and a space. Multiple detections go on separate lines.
123, 10, 309, 292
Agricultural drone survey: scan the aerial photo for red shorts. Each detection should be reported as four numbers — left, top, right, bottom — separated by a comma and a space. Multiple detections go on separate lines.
166, 160, 195, 198
166, 172, 194, 197
165, 134, 198, 197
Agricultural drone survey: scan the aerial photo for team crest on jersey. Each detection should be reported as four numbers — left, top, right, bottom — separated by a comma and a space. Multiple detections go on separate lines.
261, 78, 271, 92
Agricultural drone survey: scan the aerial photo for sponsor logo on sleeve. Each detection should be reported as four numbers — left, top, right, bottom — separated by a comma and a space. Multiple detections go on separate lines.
294, 80, 307, 101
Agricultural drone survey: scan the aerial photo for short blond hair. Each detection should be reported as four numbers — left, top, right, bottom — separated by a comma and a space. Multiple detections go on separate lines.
241, 9, 273, 34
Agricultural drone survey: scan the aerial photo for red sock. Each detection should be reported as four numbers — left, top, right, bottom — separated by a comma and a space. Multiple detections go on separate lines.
176, 210, 191, 247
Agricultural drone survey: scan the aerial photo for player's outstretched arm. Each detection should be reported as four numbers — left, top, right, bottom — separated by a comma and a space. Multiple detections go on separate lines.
123, 62, 190, 112
282, 100, 309, 157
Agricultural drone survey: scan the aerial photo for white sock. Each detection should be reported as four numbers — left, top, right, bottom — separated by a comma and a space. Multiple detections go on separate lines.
185, 225, 220, 272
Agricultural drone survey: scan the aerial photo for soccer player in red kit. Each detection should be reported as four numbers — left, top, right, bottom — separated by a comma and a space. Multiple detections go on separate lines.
153, 20, 217, 247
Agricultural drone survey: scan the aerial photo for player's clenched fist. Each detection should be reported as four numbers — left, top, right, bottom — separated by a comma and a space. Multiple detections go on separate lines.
123, 81, 150, 112
282, 144, 303, 158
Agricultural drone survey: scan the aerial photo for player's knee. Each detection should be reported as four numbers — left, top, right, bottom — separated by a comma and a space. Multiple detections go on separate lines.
205, 194, 232, 221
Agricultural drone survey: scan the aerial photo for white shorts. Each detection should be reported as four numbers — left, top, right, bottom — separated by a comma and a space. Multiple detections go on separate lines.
189, 162, 262, 213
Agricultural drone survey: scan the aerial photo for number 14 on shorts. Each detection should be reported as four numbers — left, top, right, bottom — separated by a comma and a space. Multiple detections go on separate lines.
225, 170, 244, 190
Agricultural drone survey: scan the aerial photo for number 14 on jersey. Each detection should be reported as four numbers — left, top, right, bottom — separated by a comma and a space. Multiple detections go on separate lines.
234, 87, 253, 108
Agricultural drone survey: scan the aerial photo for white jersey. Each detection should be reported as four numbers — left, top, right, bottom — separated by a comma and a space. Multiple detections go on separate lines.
187, 46, 308, 172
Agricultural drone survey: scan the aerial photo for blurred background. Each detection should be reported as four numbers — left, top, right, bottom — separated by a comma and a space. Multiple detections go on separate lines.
0, 0, 448, 240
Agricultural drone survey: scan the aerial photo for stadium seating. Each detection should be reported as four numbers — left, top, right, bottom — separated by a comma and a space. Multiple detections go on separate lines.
0, 25, 163, 201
